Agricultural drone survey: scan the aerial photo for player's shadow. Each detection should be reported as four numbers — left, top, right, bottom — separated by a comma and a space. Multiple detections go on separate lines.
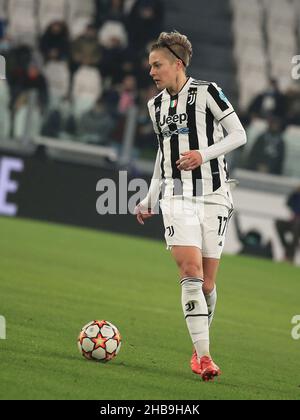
114, 359, 201, 383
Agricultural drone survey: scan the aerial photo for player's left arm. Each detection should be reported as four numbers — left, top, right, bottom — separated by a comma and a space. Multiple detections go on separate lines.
177, 83, 247, 171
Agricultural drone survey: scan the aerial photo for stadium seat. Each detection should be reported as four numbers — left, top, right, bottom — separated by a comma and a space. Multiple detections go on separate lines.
242, 118, 268, 161
0, 79, 11, 140
43, 60, 70, 109
6, 14, 38, 47
233, 21, 263, 46
237, 70, 268, 110
67, 0, 95, 39
0, 0, 7, 19
71, 66, 102, 118
7, 0, 37, 46
38, 0, 67, 32
231, 0, 268, 110
282, 125, 300, 178
0, 106, 10, 140
13, 102, 42, 140
293, 0, 300, 18
267, 23, 296, 50
264, 0, 296, 25
236, 43, 267, 73
68, 16, 91, 40
7, 0, 36, 18
67, 0, 95, 26
98, 20, 128, 49
268, 35, 296, 81
231, 0, 262, 21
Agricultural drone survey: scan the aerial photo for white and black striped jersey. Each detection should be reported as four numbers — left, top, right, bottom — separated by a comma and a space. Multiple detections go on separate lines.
147, 77, 238, 199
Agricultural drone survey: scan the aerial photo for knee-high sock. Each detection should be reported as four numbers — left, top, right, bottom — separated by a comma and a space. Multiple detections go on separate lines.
181, 277, 210, 358
205, 286, 217, 328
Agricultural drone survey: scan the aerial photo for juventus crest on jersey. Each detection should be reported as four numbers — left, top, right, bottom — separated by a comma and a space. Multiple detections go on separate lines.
147, 77, 235, 198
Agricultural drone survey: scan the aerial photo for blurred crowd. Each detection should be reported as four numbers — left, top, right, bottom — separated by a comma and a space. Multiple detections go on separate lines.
0, 0, 299, 174
247, 78, 300, 128
0, 0, 162, 153
238, 77, 300, 176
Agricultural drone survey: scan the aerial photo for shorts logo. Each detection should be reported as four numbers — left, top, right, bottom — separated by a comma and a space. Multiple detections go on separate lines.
166, 225, 174, 237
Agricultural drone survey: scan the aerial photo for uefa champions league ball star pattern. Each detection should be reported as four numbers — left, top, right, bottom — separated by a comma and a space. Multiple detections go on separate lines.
78, 320, 122, 362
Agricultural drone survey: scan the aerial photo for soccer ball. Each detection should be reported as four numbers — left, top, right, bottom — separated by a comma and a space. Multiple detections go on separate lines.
77, 320, 122, 362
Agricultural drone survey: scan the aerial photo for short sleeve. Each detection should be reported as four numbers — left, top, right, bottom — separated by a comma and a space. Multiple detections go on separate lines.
206, 83, 235, 122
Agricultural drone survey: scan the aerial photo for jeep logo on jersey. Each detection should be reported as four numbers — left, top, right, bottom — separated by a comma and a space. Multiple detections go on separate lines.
159, 113, 187, 127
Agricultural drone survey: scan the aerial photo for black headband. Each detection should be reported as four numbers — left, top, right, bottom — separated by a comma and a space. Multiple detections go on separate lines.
160, 42, 187, 67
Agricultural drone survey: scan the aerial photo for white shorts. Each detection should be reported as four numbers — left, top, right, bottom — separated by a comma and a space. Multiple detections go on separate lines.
160, 196, 233, 259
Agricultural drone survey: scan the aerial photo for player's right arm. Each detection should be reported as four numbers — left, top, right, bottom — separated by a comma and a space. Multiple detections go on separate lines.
134, 147, 161, 225
135, 96, 162, 225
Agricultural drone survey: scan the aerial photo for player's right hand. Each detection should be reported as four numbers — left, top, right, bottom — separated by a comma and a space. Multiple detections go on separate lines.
134, 204, 154, 225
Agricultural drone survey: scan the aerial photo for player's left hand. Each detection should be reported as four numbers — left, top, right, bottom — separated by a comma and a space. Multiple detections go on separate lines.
176, 151, 203, 171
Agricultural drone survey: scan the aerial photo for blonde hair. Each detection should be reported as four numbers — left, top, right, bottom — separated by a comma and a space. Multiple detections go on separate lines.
150, 31, 193, 68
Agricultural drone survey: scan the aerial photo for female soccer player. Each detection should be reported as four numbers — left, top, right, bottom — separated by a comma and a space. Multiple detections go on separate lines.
135, 31, 246, 381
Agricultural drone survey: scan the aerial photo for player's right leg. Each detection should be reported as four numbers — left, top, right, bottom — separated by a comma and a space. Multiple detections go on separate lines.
171, 246, 220, 380
160, 197, 220, 380
191, 202, 233, 379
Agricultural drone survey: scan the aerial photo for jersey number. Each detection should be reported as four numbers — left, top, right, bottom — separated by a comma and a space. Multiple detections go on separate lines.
217, 216, 228, 236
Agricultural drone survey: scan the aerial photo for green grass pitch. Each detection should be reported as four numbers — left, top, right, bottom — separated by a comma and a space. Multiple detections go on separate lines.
0, 216, 299, 400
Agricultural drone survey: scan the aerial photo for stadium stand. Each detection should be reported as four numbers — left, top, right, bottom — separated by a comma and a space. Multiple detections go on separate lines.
166, 0, 236, 103
6, 0, 37, 47
231, 0, 268, 111
0, 0, 299, 179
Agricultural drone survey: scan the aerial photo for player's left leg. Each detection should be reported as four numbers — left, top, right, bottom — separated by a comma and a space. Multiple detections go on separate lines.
172, 246, 220, 381
202, 257, 220, 328
190, 258, 220, 375
190, 203, 230, 379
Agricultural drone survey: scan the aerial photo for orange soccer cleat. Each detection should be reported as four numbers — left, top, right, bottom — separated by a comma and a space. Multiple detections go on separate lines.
199, 356, 221, 382
190, 350, 202, 375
